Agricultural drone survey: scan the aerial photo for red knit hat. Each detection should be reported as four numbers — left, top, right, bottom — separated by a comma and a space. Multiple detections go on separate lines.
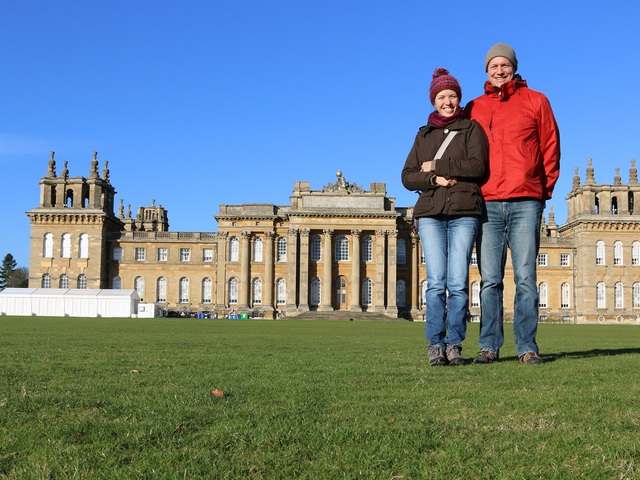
429, 68, 462, 104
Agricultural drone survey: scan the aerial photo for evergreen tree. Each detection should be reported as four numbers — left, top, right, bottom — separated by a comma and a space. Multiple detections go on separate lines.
0, 254, 18, 289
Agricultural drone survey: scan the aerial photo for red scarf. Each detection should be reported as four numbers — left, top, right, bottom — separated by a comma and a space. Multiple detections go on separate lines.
427, 107, 464, 128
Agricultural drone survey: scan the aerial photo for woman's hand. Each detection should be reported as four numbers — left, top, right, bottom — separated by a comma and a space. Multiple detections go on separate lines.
420, 161, 433, 172
434, 176, 457, 187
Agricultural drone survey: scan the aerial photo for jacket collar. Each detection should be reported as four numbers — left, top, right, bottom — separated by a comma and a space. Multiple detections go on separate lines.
422, 117, 471, 136
483, 76, 528, 101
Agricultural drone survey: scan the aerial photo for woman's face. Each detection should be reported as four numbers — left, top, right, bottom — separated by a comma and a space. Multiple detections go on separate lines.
433, 89, 459, 117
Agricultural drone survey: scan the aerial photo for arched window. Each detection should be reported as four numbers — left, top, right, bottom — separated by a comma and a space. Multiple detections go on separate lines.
633, 283, 640, 308
614, 241, 623, 266
202, 278, 212, 304
277, 237, 287, 262
335, 235, 349, 261
228, 278, 239, 304
79, 234, 89, 259
396, 279, 406, 308
361, 278, 372, 306
561, 283, 570, 308
134, 276, 145, 301
61, 233, 71, 258
229, 237, 239, 262
42, 273, 51, 288
112, 276, 121, 289
397, 238, 407, 265
310, 277, 321, 306
596, 282, 606, 309
157, 277, 167, 303
179, 277, 189, 303
471, 281, 480, 308
633, 241, 640, 266
59, 274, 69, 289
538, 282, 548, 308
253, 237, 263, 262
276, 278, 286, 305
311, 235, 322, 261
77, 274, 87, 289
252, 278, 262, 305
43, 233, 54, 258
615, 282, 624, 309
595, 241, 605, 266
362, 236, 373, 262
420, 280, 427, 307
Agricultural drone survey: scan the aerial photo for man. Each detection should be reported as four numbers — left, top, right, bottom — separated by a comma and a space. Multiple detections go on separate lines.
465, 43, 560, 364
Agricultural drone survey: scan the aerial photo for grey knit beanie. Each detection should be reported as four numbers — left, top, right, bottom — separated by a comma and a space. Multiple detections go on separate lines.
485, 43, 518, 72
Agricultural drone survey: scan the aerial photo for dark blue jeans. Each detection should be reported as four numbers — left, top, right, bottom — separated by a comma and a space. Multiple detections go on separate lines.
476, 200, 543, 357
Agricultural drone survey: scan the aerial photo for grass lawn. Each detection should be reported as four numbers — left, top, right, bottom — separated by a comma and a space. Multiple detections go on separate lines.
0, 316, 638, 479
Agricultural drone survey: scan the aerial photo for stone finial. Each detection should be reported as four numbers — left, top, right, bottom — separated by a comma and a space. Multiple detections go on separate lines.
118, 199, 124, 218
102, 160, 110, 182
89, 151, 99, 178
61, 161, 69, 179
548, 205, 557, 227
584, 158, 596, 185
630, 159, 638, 186
540, 213, 549, 236
614, 168, 622, 186
572, 167, 580, 191
46, 151, 56, 178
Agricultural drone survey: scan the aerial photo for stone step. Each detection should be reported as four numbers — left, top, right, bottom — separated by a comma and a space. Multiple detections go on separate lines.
285, 310, 409, 322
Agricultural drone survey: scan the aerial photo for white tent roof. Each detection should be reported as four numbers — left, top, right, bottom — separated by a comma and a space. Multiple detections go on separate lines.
0, 288, 140, 317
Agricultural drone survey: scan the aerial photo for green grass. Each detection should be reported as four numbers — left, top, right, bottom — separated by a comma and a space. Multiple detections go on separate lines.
0, 317, 638, 479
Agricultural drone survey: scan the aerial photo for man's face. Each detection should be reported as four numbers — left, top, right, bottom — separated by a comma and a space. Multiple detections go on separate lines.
487, 56, 514, 88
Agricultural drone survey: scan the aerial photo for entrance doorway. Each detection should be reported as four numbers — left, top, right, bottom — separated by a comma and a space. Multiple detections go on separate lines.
335, 276, 347, 310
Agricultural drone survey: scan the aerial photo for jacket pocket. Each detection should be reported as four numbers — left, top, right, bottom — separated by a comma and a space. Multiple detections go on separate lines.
447, 186, 483, 213
415, 190, 439, 215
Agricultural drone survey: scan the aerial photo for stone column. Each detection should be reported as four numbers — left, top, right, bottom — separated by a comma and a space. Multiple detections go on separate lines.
286, 228, 299, 312
319, 229, 334, 311
263, 231, 275, 313
215, 231, 228, 310
386, 230, 398, 317
350, 229, 362, 311
410, 232, 421, 317
374, 230, 386, 312
298, 229, 310, 312
238, 231, 251, 310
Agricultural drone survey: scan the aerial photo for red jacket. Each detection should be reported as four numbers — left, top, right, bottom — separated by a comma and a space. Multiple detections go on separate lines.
465, 78, 560, 201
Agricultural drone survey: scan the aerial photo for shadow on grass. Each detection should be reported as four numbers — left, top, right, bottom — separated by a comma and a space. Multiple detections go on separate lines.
541, 347, 640, 363
488, 348, 640, 363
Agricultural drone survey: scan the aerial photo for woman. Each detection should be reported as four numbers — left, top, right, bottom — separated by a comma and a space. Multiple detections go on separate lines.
401, 68, 488, 366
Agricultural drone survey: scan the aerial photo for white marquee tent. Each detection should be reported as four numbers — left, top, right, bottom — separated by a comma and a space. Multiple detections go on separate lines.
0, 288, 140, 317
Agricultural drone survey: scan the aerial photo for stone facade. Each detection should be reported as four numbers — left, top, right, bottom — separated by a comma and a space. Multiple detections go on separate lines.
26, 153, 640, 324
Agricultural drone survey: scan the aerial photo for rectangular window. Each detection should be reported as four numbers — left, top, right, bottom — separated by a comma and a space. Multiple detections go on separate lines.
157, 248, 168, 262
113, 247, 123, 261
470, 252, 478, 266
180, 248, 191, 262
537, 254, 547, 267
203, 248, 213, 262
135, 247, 145, 261
560, 253, 570, 267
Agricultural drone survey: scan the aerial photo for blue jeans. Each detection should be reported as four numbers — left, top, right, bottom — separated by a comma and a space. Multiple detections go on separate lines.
476, 200, 543, 357
418, 215, 479, 349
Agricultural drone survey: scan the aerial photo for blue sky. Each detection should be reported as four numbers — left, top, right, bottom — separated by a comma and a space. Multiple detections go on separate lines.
2, 1, 639, 268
